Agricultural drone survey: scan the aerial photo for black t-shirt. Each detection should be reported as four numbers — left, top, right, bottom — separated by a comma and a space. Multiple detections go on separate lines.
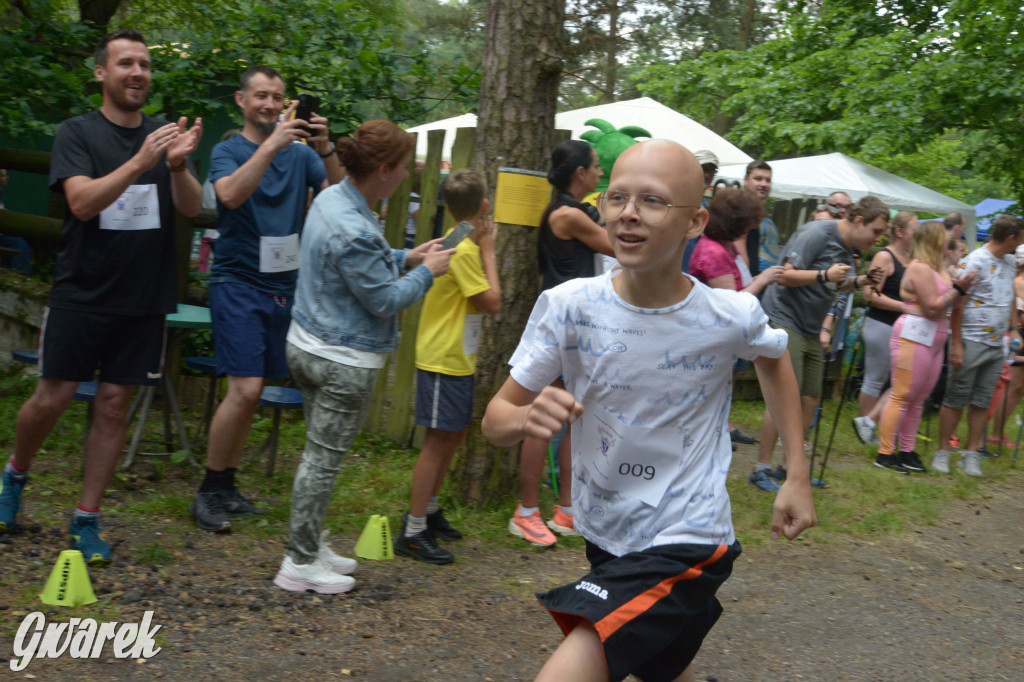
48, 110, 189, 316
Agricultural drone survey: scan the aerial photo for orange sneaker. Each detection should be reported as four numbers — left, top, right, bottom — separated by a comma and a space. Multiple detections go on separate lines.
987, 434, 1016, 448
508, 509, 557, 546
949, 435, 960, 449
546, 505, 580, 537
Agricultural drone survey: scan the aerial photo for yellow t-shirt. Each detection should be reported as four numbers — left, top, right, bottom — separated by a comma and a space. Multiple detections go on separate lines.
415, 231, 491, 376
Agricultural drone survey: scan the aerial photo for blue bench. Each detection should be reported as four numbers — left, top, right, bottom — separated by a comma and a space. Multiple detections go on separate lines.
250, 386, 303, 476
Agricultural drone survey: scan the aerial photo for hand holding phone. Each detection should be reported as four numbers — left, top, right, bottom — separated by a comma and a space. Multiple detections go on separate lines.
440, 221, 475, 250
295, 94, 320, 131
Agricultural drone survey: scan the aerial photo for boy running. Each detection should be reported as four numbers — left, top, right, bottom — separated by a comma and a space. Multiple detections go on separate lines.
394, 168, 501, 564
482, 140, 816, 682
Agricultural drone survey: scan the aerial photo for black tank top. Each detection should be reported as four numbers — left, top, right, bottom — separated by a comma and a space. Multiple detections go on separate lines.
539, 193, 601, 291
866, 247, 906, 326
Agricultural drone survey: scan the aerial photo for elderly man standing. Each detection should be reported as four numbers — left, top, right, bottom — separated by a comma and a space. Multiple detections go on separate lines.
191, 65, 343, 531
0, 29, 202, 563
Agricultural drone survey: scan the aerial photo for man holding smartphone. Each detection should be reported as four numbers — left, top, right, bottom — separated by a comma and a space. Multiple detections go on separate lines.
191, 65, 343, 531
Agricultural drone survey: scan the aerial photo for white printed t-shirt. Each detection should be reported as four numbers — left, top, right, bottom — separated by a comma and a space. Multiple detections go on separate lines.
510, 268, 788, 556
958, 246, 1016, 347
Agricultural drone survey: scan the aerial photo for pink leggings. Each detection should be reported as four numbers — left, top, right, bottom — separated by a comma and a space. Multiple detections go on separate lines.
877, 316, 948, 455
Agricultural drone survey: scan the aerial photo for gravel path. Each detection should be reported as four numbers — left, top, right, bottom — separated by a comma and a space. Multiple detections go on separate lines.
1, 481, 1021, 681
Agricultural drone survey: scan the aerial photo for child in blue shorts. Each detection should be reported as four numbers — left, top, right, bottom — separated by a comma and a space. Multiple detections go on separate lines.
482, 140, 817, 682
394, 168, 502, 564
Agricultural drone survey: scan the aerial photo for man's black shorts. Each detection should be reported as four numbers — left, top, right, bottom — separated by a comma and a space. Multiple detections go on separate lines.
537, 540, 741, 682
39, 307, 165, 385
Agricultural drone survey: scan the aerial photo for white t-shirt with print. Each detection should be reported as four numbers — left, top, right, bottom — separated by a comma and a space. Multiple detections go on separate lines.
959, 246, 1016, 347
509, 268, 788, 556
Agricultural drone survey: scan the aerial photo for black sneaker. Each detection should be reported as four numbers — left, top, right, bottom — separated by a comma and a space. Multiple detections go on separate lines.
190, 490, 231, 532
221, 486, 266, 515
899, 451, 926, 473
427, 509, 463, 541
394, 530, 454, 564
730, 428, 756, 445
874, 454, 908, 474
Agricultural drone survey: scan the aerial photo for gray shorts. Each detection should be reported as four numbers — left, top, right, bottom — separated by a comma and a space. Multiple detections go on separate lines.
942, 339, 1004, 410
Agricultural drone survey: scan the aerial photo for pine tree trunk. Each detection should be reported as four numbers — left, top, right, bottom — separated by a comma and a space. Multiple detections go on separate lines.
453, 0, 565, 505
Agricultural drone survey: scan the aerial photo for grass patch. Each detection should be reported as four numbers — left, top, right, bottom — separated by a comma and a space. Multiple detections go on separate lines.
1, 366, 1020, 562
134, 541, 176, 565
728, 397, 1022, 546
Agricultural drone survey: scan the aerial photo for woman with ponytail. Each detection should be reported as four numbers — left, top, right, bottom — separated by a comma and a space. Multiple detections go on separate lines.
511, 140, 613, 548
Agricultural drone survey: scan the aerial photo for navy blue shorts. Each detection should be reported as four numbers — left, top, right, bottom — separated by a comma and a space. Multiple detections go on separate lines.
39, 307, 165, 385
414, 369, 474, 432
537, 540, 741, 682
209, 282, 292, 379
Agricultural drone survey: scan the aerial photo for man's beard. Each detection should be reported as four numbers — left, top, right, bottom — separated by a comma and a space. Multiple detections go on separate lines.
255, 120, 276, 137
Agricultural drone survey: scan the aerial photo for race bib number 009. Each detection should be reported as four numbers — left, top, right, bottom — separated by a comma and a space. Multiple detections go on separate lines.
576, 402, 677, 507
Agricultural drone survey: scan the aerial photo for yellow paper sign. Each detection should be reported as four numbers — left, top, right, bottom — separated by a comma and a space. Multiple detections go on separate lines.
494, 167, 551, 227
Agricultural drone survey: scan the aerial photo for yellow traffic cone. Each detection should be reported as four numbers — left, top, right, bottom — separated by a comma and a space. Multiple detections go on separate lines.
40, 550, 97, 607
353, 514, 393, 560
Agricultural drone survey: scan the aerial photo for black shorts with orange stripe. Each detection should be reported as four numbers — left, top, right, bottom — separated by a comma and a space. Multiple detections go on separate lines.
537, 540, 741, 682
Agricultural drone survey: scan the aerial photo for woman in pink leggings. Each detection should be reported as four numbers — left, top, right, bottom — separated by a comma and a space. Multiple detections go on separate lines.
875, 221, 977, 473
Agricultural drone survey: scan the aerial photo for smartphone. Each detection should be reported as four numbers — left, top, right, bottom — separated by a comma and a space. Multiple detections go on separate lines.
440, 221, 474, 250
295, 94, 320, 128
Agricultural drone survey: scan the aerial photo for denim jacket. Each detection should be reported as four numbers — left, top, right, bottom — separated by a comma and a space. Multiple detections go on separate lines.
292, 178, 434, 353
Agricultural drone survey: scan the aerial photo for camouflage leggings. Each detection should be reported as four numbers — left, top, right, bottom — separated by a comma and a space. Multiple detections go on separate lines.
284, 342, 380, 564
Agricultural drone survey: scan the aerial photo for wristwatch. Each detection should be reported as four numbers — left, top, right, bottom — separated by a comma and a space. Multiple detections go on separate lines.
318, 142, 336, 159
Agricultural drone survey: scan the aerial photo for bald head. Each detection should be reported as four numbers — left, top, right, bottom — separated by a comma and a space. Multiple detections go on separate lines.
611, 139, 704, 207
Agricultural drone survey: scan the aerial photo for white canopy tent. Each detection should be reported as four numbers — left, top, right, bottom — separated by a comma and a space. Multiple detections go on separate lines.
717, 152, 977, 240
406, 97, 752, 167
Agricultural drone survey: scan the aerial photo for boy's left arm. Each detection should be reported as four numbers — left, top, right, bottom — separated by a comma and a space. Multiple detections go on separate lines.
753, 352, 818, 540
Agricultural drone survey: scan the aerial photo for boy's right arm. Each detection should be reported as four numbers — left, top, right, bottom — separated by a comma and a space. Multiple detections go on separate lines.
468, 215, 502, 314
482, 378, 583, 447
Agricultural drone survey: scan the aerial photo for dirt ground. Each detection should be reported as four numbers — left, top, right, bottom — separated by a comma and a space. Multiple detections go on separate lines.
2, 469, 1022, 682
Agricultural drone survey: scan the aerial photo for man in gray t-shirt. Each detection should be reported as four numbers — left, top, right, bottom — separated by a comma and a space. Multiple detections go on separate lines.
750, 198, 887, 492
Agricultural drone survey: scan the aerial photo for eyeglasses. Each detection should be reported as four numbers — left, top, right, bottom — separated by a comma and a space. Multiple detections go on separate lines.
827, 202, 850, 212
598, 191, 698, 225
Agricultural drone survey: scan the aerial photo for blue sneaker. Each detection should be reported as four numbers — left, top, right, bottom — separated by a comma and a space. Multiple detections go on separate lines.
69, 515, 111, 566
0, 469, 28, 532
771, 465, 829, 488
749, 469, 780, 492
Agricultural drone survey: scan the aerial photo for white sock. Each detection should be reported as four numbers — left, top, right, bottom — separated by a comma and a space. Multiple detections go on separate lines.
405, 514, 427, 537
426, 496, 440, 515
558, 504, 573, 517
754, 463, 772, 473
517, 505, 539, 517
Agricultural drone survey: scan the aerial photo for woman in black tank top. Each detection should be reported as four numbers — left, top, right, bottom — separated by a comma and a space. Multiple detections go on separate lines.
537, 140, 616, 291
510, 141, 615, 548
853, 212, 917, 443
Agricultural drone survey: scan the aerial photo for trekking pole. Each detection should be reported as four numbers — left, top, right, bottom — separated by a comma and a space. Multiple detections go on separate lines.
816, 331, 864, 484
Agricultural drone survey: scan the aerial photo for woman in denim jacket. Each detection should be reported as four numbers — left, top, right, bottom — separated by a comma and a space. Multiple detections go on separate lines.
274, 120, 454, 594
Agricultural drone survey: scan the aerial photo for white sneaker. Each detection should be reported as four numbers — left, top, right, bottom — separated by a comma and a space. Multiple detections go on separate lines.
273, 556, 355, 594
852, 416, 876, 444
957, 450, 983, 477
318, 530, 358, 575
931, 449, 950, 475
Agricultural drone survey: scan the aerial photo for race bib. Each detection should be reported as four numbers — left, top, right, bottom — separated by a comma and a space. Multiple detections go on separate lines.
463, 313, 482, 355
259, 233, 300, 273
576, 402, 677, 507
99, 184, 160, 231
900, 316, 938, 346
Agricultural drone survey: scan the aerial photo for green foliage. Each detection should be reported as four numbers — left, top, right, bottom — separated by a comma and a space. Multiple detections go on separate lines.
0, 0, 479, 140
638, 0, 1024, 195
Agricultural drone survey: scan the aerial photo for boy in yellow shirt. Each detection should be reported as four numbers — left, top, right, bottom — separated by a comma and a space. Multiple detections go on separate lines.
395, 168, 501, 564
